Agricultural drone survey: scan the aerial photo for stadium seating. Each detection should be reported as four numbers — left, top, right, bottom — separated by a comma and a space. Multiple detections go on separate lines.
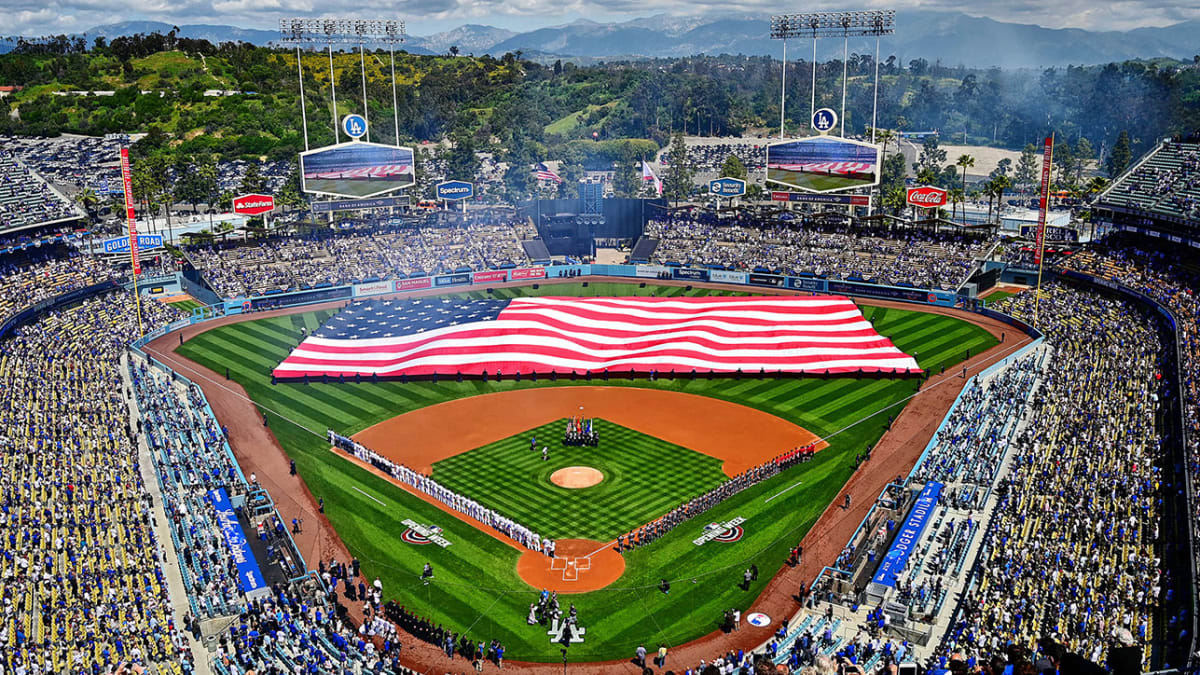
647, 217, 991, 289
187, 222, 530, 297
0, 245, 126, 327
1099, 140, 1200, 222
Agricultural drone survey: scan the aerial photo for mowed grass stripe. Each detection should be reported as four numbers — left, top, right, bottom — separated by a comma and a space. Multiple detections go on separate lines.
433, 419, 725, 540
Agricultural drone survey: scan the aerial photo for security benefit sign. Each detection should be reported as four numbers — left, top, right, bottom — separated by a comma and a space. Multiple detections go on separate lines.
301, 142, 416, 199
709, 177, 747, 197
766, 136, 881, 194
693, 516, 746, 545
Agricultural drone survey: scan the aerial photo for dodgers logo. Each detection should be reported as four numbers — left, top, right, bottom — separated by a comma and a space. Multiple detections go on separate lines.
746, 612, 771, 627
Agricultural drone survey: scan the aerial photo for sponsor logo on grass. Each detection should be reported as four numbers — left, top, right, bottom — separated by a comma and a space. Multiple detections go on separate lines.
692, 516, 746, 546
746, 612, 771, 627
400, 519, 452, 547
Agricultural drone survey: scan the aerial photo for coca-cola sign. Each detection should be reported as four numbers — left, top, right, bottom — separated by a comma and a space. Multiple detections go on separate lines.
906, 186, 948, 208
233, 194, 276, 216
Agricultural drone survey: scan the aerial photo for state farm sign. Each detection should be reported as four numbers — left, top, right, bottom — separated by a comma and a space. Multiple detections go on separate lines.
233, 194, 276, 216
906, 186, 948, 208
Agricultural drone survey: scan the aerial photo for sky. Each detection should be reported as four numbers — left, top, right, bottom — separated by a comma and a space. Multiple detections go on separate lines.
5, 0, 1199, 39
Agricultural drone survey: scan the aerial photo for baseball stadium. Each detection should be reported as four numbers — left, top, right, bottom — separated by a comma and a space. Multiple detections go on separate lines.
1, 12, 1199, 675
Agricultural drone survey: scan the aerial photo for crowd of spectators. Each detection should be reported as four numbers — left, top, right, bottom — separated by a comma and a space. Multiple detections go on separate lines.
647, 217, 991, 289
933, 282, 1165, 669
0, 244, 126, 325
186, 220, 530, 297
1100, 140, 1200, 222
0, 290, 192, 674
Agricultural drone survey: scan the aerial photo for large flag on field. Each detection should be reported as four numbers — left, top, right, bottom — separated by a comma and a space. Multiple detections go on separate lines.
272, 295, 920, 379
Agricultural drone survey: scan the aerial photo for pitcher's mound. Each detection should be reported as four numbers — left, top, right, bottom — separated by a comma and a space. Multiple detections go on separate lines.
516, 539, 625, 592
550, 466, 604, 489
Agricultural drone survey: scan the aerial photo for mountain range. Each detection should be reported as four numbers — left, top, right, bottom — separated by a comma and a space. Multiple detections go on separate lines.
5, 12, 1200, 68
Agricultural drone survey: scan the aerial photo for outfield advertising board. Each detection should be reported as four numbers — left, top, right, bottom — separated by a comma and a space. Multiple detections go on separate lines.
511, 267, 547, 281
766, 136, 880, 194
710, 270, 747, 284
473, 270, 509, 283
395, 277, 432, 291
434, 273, 471, 287
636, 265, 670, 278
354, 280, 393, 297
672, 268, 709, 281
787, 277, 825, 292
748, 273, 785, 287
300, 142, 415, 199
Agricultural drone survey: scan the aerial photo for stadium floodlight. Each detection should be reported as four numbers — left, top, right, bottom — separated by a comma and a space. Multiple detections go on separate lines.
769, 10, 894, 39
278, 18, 406, 45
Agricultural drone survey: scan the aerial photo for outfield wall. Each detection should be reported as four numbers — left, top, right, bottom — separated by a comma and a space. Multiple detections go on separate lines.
208, 263, 962, 318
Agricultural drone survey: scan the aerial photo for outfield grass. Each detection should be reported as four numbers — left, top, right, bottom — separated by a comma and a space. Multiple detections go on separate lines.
166, 299, 204, 314
176, 281, 997, 660
984, 290, 1018, 306
434, 418, 728, 540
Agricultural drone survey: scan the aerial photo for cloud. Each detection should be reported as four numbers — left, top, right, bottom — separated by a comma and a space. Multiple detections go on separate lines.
3, 0, 1198, 38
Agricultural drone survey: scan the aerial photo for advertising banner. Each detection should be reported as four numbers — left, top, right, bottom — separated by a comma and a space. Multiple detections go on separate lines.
434, 273, 471, 287
395, 277, 432, 291
436, 180, 474, 201
248, 286, 351, 310
207, 488, 268, 596
311, 196, 408, 213
787, 277, 826, 292
103, 234, 164, 254
472, 270, 509, 283
671, 268, 709, 282
636, 265, 670, 278
354, 281, 393, 297
233, 194, 276, 216
708, 177, 747, 197
510, 267, 547, 281
828, 280, 934, 304
905, 186, 948, 208
748, 273, 785, 287
119, 148, 140, 274
1034, 136, 1054, 265
871, 482, 943, 587
709, 270, 747, 284
771, 192, 870, 205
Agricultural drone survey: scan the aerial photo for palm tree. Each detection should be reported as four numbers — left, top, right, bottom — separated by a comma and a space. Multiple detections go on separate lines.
992, 175, 1012, 223
882, 187, 907, 216
949, 188, 965, 222
956, 154, 975, 225
75, 187, 99, 222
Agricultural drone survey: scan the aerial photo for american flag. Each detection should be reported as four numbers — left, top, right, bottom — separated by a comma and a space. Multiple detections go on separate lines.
305, 164, 411, 179
768, 161, 873, 175
534, 162, 562, 183
272, 295, 920, 379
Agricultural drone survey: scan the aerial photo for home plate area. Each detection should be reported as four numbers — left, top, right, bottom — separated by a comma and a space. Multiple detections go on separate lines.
550, 555, 591, 581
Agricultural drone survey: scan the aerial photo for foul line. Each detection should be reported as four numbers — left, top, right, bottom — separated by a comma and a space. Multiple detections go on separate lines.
765, 480, 803, 504
352, 485, 386, 507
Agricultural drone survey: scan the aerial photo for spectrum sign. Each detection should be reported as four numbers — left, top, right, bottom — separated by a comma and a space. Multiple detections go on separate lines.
436, 180, 474, 201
